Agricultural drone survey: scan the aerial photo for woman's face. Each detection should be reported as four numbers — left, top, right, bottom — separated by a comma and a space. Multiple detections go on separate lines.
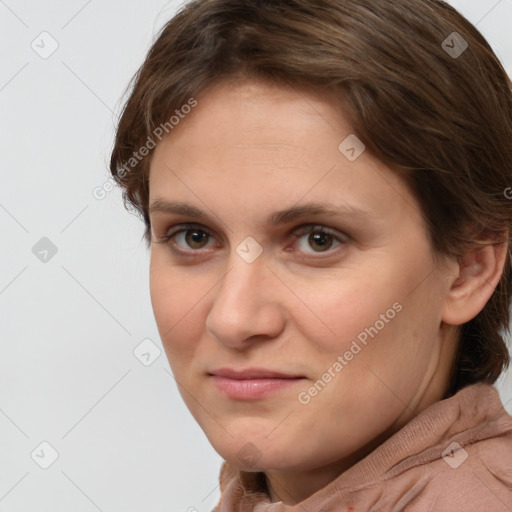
148, 80, 458, 475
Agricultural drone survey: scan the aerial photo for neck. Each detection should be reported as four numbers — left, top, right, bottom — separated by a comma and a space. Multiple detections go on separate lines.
264, 421, 399, 504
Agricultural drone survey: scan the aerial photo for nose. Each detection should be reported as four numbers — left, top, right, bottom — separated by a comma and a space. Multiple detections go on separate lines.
205, 251, 286, 349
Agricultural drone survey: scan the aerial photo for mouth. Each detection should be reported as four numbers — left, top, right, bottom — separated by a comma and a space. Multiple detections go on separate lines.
208, 367, 306, 400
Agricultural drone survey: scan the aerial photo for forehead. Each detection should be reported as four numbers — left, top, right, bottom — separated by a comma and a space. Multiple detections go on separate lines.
147, 80, 418, 227
149, 80, 353, 174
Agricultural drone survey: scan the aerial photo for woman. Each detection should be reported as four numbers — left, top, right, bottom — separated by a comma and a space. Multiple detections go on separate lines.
109, 0, 512, 509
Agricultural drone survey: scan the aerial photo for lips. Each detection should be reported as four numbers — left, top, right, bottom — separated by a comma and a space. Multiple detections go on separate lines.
208, 367, 306, 400
208, 367, 304, 379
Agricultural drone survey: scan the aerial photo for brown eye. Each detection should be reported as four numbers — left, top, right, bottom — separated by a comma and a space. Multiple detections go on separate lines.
183, 228, 210, 249
155, 223, 215, 253
307, 231, 334, 252
293, 224, 347, 256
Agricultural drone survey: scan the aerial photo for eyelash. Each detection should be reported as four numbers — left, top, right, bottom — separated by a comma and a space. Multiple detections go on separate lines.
153, 222, 349, 259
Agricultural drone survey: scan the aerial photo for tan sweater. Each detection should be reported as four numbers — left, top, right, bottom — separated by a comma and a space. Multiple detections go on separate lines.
213, 382, 512, 511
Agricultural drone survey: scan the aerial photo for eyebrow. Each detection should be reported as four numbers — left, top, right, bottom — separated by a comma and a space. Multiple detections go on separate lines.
148, 199, 371, 227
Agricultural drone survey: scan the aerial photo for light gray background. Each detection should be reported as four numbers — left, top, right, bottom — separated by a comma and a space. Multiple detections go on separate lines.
1, 1, 511, 511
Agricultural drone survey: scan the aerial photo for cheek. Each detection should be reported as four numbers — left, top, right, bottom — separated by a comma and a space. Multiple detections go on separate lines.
149, 258, 205, 361
292, 268, 404, 352
298, 256, 441, 372
327, 279, 444, 397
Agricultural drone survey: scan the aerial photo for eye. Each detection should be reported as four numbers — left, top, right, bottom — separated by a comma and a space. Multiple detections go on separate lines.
291, 224, 346, 255
153, 223, 215, 255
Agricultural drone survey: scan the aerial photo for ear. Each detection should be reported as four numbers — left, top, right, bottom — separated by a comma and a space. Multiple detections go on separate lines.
442, 238, 509, 325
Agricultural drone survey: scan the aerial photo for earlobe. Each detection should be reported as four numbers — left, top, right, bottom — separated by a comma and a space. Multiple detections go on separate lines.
441, 239, 508, 326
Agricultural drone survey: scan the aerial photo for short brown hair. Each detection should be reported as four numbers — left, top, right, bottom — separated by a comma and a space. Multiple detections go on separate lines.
109, 0, 512, 395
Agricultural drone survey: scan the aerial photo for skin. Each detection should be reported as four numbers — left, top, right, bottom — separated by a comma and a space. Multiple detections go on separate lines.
146, 79, 506, 505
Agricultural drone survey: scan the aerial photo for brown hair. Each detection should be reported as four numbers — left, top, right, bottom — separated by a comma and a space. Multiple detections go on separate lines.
109, 0, 512, 395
